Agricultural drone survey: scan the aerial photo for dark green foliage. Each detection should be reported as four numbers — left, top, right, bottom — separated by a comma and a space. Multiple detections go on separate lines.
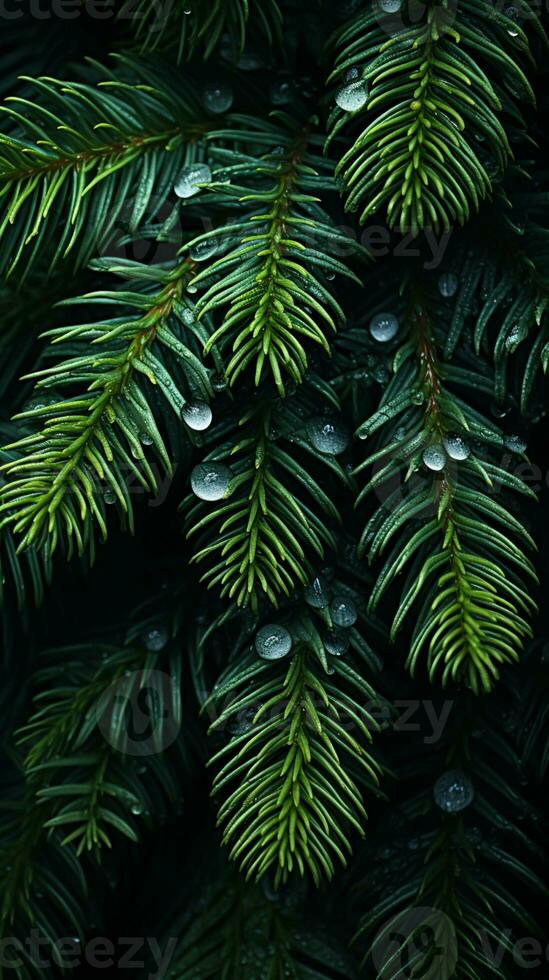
0, 0, 548, 977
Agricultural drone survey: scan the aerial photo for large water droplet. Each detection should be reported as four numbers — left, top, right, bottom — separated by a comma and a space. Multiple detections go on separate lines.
304, 576, 329, 609
174, 163, 212, 199
140, 432, 153, 446
438, 272, 459, 298
443, 434, 470, 461
255, 624, 293, 660
434, 769, 474, 813
379, 0, 402, 11
369, 312, 399, 342
330, 596, 357, 627
190, 238, 219, 262
307, 418, 350, 455
143, 627, 169, 651
324, 629, 350, 657
422, 444, 447, 471
191, 462, 232, 500
336, 80, 368, 112
131, 802, 144, 816
504, 434, 526, 453
182, 401, 213, 431
202, 82, 233, 114
104, 489, 116, 505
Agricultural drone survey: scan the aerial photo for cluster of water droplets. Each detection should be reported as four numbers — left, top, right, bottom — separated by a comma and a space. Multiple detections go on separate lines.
174, 163, 212, 199
433, 769, 474, 813
504, 434, 527, 454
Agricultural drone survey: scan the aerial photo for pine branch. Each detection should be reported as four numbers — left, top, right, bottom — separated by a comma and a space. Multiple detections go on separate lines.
167, 864, 359, 979
120, 0, 283, 63
355, 281, 537, 692
186, 116, 366, 395
203, 609, 384, 886
15, 639, 187, 856
184, 382, 348, 610
0, 257, 211, 557
354, 694, 545, 979
328, 0, 543, 232
0, 771, 87, 978
0, 55, 206, 277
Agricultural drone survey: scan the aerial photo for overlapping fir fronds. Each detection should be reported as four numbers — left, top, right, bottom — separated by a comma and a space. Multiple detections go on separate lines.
328, 0, 544, 232
120, 0, 283, 63
15, 639, 188, 855
0, 55, 206, 278
194, 602, 385, 885
0, 0, 547, 969
440, 189, 549, 410
183, 380, 347, 610
355, 279, 538, 692
184, 115, 366, 394
0, 258, 210, 557
354, 690, 545, 980
165, 860, 359, 979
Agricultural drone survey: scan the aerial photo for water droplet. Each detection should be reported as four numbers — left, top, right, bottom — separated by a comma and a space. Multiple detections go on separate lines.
335, 80, 368, 112
143, 627, 169, 651
379, 0, 401, 10
131, 802, 144, 815
104, 489, 116, 504
443, 433, 470, 461
270, 81, 293, 105
202, 82, 233, 114
504, 4, 520, 35
304, 576, 329, 609
491, 401, 510, 419
190, 462, 232, 501
182, 401, 213, 431
140, 432, 153, 446
254, 624, 293, 660
330, 596, 357, 627
422, 444, 447, 471
174, 163, 212, 199
438, 272, 459, 298
369, 312, 399, 342
504, 434, 526, 453
181, 308, 195, 326
324, 629, 350, 656
307, 418, 350, 455
189, 238, 219, 262
411, 389, 424, 405
434, 769, 474, 813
